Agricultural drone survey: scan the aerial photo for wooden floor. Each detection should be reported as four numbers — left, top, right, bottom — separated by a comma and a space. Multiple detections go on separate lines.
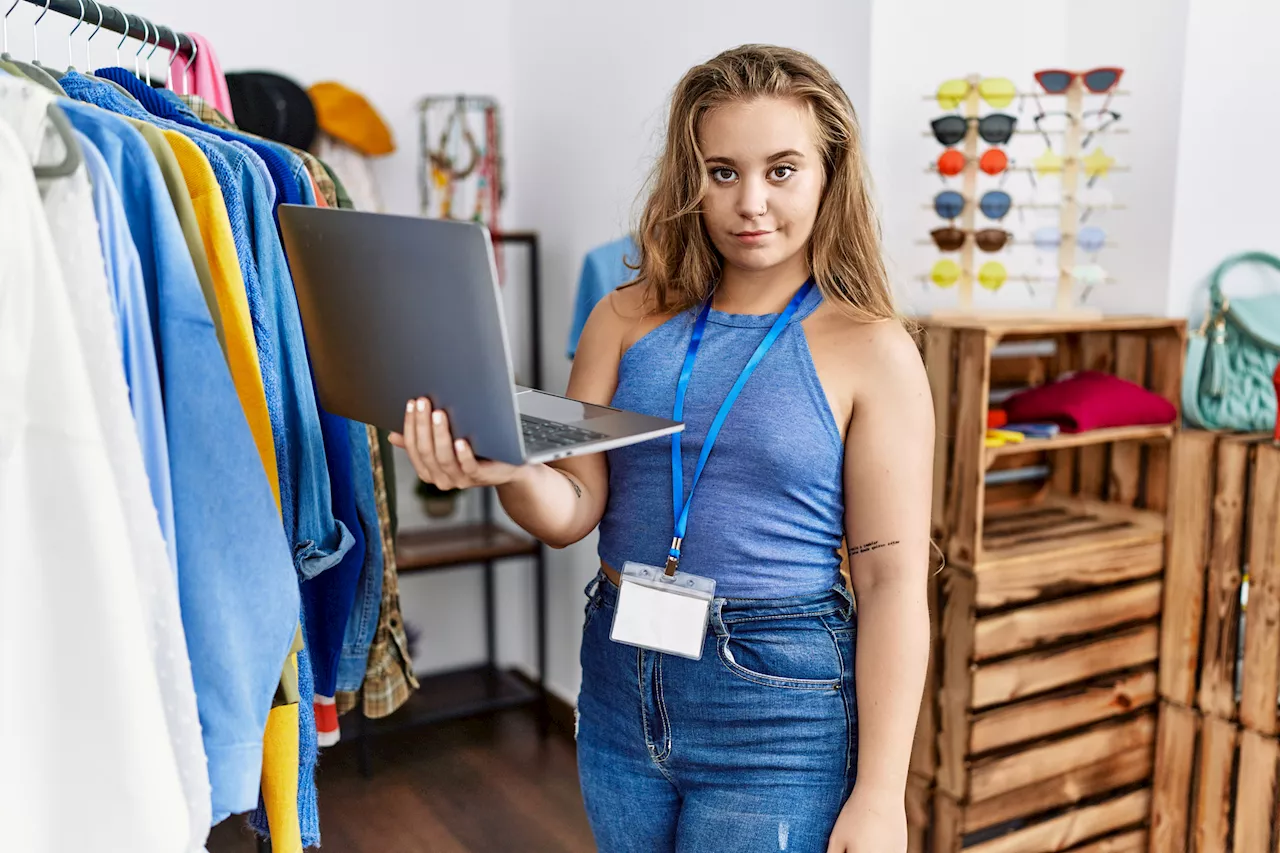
207, 709, 595, 852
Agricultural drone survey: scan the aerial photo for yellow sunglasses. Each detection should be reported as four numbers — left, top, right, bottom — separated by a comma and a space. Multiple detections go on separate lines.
936, 77, 1016, 110
930, 259, 1008, 291
931, 259, 961, 288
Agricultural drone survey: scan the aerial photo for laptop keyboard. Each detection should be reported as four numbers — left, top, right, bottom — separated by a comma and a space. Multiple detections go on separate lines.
521, 415, 608, 454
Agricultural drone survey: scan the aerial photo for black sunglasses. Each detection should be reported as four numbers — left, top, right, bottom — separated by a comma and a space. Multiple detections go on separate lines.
930, 113, 1017, 147
1033, 109, 1122, 148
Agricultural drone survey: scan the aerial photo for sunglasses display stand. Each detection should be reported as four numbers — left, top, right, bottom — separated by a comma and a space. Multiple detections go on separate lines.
929, 74, 1101, 321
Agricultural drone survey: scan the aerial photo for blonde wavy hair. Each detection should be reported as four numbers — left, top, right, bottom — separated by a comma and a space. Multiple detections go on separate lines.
631, 44, 894, 322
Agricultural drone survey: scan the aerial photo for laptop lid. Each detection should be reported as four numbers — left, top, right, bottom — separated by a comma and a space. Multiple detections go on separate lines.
278, 205, 527, 464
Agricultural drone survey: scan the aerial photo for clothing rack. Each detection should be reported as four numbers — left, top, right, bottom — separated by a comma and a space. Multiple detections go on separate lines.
13, 0, 192, 55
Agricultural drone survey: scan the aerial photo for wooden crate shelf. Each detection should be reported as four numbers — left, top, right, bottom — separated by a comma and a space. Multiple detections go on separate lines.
916, 315, 1185, 853
983, 425, 1174, 468
1150, 433, 1280, 853
1150, 703, 1280, 853
967, 498, 1165, 611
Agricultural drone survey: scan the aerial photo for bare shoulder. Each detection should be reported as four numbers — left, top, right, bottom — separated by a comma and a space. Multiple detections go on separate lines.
804, 306, 930, 437
607, 282, 681, 355
572, 282, 677, 382
811, 308, 923, 384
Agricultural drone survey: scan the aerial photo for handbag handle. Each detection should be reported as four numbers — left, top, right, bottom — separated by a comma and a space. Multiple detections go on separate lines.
1209, 251, 1280, 312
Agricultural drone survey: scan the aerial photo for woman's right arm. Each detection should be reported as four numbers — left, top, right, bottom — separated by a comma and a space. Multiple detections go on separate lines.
392, 291, 629, 549
496, 293, 626, 546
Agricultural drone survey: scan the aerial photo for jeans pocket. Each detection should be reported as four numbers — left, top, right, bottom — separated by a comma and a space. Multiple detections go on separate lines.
717, 611, 845, 690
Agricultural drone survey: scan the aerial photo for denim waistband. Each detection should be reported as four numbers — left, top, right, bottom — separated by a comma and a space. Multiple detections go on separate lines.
587, 567, 854, 623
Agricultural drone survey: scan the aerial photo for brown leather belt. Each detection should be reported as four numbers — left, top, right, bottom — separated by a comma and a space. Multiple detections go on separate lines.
601, 560, 623, 588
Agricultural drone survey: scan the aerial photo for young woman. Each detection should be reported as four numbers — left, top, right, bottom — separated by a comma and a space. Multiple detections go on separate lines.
391, 44, 932, 853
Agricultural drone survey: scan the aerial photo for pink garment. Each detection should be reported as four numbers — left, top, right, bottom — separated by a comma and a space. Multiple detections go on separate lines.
168, 33, 234, 121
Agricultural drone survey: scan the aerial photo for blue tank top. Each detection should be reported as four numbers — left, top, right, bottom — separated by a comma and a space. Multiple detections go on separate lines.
598, 285, 845, 598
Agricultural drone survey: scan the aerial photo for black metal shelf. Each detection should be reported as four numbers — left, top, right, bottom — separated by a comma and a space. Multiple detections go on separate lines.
397, 522, 539, 574
352, 230, 549, 779
356, 665, 540, 740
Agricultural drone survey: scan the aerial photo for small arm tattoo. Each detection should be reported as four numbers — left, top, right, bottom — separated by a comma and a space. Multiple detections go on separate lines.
850, 540, 900, 557
555, 468, 583, 498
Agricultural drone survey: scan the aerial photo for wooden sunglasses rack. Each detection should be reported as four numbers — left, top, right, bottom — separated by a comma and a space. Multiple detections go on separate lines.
927, 73, 1122, 318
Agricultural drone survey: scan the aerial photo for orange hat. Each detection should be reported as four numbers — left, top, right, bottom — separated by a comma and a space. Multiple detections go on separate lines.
307, 82, 395, 156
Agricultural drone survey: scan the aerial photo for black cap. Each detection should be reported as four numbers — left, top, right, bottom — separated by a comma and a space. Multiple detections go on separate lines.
225, 71, 317, 151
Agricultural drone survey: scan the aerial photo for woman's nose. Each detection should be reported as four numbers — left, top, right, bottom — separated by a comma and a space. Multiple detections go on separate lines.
735, 177, 768, 219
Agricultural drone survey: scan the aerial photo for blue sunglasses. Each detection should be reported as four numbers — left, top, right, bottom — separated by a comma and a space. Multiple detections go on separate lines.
934, 190, 1013, 221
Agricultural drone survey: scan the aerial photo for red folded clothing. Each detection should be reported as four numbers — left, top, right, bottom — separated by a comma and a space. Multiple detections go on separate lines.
1002, 371, 1177, 433
987, 409, 1008, 429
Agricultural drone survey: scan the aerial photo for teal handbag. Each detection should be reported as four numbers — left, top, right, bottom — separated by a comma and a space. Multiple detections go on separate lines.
1183, 252, 1280, 432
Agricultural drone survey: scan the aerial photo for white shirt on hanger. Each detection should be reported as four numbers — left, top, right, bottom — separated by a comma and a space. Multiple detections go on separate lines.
0, 83, 195, 852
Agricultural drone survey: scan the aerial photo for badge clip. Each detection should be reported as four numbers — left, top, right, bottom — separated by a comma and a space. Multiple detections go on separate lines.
664, 537, 682, 578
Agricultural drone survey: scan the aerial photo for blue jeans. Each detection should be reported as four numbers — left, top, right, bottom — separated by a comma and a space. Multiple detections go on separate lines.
576, 571, 858, 853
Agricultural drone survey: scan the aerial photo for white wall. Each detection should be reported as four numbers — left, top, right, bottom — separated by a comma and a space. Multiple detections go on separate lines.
1166, 0, 1280, 319
506, 0, 873, 703
19, 0, 1271, 710
5, 0, 516, 219
868, 0, 1189, 318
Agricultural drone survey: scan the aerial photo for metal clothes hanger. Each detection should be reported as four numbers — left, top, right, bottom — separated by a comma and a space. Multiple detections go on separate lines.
85, 5, 138, 98
178, 34, 195, 95
144, 22, 165, 87
132, 16, 146, 78
84, 0, 101, 70
12, 0, 68, 96
0, 0, 82, 176
0, 0, 26, 76
40, 0, 82, 78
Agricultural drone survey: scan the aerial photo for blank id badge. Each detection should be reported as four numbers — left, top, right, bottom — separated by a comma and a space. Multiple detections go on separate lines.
610, 562, 717, 660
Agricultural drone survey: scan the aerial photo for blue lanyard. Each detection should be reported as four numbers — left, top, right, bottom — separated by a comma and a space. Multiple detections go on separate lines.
665, 280, 815, 575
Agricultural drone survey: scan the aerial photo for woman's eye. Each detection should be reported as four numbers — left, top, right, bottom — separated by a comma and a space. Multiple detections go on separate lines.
770, 165, 796, 181
710, 167, 737, 183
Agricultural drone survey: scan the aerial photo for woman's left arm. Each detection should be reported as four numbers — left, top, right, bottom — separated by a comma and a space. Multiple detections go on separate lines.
827, 323, 934, 853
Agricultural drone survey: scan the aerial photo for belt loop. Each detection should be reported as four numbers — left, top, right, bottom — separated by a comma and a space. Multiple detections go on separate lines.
709, 596, 728, 638
833, 582, 855, 621
585, 574, 601, 601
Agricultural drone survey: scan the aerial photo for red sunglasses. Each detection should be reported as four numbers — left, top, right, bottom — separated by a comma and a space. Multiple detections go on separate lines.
1034, 67, 1124, 95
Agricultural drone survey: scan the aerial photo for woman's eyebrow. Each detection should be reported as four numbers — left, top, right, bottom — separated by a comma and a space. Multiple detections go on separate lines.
704, 150, 806, 165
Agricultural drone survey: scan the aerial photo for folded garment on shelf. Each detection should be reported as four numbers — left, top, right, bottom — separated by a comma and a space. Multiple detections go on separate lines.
1003, 422, 1061, 439
1003, 371, 1177, 433
987, 409, 1008, 429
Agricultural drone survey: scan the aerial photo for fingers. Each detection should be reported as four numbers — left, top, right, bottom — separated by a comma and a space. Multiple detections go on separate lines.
431, 408, 466, 484
388, 432, 404, 448
454, 438, 480, 478
403, 398, 446, 488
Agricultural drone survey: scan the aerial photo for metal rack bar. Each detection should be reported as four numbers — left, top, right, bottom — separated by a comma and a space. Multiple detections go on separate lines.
15, 0, 191, 55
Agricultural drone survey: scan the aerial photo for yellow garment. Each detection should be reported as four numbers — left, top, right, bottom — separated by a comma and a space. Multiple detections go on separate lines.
308, 81, 395, 155
162, 130, 280, 510
261, 665, 302, 853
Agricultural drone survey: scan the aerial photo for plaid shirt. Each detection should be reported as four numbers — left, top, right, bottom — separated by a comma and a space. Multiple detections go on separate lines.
336, 425, 418, 718
180, 93, 339, 208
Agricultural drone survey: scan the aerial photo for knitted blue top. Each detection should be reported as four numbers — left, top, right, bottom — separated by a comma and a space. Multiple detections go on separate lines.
598, 284, 846, 599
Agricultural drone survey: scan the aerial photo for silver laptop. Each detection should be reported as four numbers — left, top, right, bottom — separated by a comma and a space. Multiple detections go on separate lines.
277, 205, 682, 466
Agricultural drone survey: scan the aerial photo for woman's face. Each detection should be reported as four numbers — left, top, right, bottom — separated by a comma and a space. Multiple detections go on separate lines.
698, 97, 825, 276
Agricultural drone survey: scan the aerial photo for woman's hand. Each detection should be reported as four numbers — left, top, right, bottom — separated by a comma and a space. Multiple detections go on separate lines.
389, 397, 534, 490
827, 785, 907, 853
